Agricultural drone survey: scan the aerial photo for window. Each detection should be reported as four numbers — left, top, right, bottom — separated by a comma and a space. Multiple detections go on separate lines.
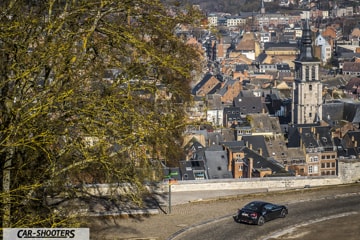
314, 156, 318, 162
309, 84, 312, 91
305, 66, 309, 80
311, 66, 316, 80
308, 165, 313, 173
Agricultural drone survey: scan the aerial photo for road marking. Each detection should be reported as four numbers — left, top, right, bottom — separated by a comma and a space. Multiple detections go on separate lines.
262, 211, 359, 240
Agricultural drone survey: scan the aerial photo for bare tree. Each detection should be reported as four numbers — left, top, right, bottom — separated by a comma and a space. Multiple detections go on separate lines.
0, 0, 202, 228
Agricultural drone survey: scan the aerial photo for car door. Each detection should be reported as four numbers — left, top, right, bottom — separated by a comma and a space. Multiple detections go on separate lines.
262, 204, 274, 220
263, 203, 278, 220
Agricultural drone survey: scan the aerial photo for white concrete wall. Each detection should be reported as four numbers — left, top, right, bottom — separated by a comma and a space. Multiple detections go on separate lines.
169, 176, 342, 192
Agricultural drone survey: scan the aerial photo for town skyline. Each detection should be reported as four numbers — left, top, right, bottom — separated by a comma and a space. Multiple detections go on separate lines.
167, 0, 360, 181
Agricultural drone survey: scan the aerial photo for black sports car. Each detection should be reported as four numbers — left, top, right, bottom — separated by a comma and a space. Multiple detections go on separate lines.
233, 201, 288, 226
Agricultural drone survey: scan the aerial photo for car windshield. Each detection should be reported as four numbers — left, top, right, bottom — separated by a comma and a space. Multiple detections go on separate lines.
244, 202, 263, 211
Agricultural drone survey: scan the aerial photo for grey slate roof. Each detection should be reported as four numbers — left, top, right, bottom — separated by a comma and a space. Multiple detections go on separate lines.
204, 145, 233, 179
287, 123, 320, 148
344, 77, 360, 92
223, 106, 242, 124
277, 63, 291, 71
322, 101, 345, 125
287, 125, 333, 150
314, 126, 334, 150
242, 147, 285, 174
208, 132, 225, 146
322, 100, 360, 125
337, 131, 360, 158
300, 128, 320, 149
217, 79, 237, 96
344, 102, 360, 123
241, 135, 270, 158
235, 64, 249, 72
337, 52, 360, 61
179, 160, 207, 180
233, 96, 263, 115
221, 141, 246, 149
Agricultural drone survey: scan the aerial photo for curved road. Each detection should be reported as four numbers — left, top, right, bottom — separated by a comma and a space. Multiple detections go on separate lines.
173, 192, 360, 240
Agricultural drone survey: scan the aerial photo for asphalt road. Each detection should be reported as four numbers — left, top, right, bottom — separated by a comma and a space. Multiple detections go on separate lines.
174, 192, 360, 240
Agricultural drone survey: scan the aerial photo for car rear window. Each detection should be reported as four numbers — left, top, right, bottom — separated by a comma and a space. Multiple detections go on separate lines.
244, 202, 262, 211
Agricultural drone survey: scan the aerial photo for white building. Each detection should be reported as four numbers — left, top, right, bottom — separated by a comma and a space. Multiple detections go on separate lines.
208, 14, 218, 27
226, 16, 246, 27
314, 33, 332, 65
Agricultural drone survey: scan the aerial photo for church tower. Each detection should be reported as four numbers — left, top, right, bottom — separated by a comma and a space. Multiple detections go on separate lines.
292, 19, 322, 125
260, 0, 265, 14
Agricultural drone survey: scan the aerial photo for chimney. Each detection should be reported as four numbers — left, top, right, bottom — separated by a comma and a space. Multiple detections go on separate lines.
248, 158, 253, 178
258, 148, 263, 156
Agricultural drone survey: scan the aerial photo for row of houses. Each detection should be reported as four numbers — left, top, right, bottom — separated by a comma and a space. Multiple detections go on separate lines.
170, 109, 360, 181
165, 115, 360, 180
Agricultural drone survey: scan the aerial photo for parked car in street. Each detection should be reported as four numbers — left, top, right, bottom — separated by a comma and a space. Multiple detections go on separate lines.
233, 201, 288, 226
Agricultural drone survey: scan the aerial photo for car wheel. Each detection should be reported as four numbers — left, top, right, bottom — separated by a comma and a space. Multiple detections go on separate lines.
257, 216, 265, 226
280, 209, 287, 218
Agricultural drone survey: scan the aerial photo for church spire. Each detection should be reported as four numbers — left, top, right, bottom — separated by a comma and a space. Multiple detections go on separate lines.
298, 19, 315, 61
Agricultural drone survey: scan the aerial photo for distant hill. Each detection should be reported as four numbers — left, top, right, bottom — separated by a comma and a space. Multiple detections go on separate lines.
165, 1, 353, 14
187, 0, 249, 13
163, 0, 256, 14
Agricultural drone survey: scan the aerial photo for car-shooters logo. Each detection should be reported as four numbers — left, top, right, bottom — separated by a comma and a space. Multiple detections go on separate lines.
3, 228, 89, 240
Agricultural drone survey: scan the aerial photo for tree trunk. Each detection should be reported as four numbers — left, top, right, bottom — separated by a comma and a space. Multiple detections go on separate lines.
2, 148, 12, 228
